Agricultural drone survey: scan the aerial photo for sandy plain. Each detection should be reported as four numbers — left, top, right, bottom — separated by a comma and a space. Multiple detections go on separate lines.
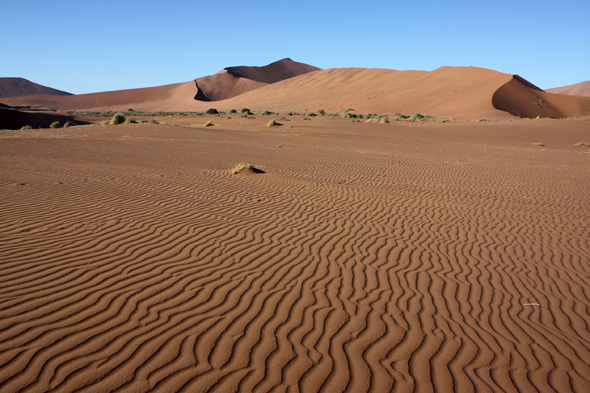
1, 113, 589, 392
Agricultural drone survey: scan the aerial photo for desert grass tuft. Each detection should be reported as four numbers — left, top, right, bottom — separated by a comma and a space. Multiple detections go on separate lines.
231, 162, 254, 174
110, 113, 126, 125
50, 121, 60, 129
409, 113, 424, 122
266, 119, 282, 127
63, 121, 73, 128
204, 120, 213, 127
575, 142, 590, 147
532, 142, 545, 146
20, 125, 33, 130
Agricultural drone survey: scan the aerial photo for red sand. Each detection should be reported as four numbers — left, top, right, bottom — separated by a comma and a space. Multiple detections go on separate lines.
547, 81, 590, 97
3, 66, 589, 119
1, 115, 590, 392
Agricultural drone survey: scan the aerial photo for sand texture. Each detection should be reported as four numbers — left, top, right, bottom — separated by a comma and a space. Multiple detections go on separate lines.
1, 116, 589, 392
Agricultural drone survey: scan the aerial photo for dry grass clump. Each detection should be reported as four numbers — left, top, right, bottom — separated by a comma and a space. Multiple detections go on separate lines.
204, 120, 213, 127
101, 120, 110, 126
20, 125, 33, 130
366, 116, 389, 124
110, 113, 126, 125
63, 121, 73, 128
575, 142, 590, 147
231, 163, 254, 174
50, 121, 60, 129
267, 119, 282, 127
410, 113, 424, 122
532, 142, 545, 146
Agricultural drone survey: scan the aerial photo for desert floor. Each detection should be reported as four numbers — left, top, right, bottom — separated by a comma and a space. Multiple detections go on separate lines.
1, 116, 589, 392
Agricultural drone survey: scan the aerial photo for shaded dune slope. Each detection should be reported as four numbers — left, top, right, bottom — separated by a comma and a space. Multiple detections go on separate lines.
0, 78, 72, 98
0, 108, 89, 130
0, 123, 589, 392
225, 58, 321, 84
546, 81, 590, 97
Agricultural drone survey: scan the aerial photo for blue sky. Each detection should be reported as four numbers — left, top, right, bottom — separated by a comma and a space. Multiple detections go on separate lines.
1, 0, 588, 94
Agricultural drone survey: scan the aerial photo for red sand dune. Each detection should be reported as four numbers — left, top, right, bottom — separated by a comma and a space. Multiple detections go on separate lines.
194, 58, 320, 101
547, 81, 590, 97
2, 64, 590, 119
0, 77, 72, 98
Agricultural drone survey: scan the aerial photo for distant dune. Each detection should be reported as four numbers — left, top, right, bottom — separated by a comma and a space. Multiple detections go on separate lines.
194, 58, 320, 101
2, 62, 590, 119
0, 77, 72, 98
547, 81, 590, 97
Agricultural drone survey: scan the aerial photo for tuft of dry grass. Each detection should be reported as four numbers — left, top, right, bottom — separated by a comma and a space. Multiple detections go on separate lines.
50, 121, 60, 129
575, 142, 590, 147
231, 163, 254, 174
532, 142, 545, 146
204, 120, 213, 127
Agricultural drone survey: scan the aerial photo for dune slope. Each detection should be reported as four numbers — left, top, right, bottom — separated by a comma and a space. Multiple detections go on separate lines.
0, 78, 72, 98
547, 81, 590, 97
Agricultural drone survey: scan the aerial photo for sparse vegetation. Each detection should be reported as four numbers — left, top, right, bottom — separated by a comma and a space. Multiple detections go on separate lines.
575, 142, 590, 147
20, 125, 33, 130
267, 119, 282, 127
532, 142, 545, 146
101, 120, 110, 126
110, 113, 126, 125
204, 120, 213, 127
261, 111, 272, 116
231, 162, 254, 174
410, 113, 424, 122
126, 118, 137, 123
207, 108, 219, 115
241, 108, 251, 114
366, 115, 390, 124
318, 109, 325, 116
64, 121, 73, 128
50, 121, 60, 128
230, 109, 237, 114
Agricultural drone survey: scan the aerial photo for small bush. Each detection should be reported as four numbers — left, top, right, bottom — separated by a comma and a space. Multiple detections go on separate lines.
126, 118, 137, 123
63, 121, 73, 128
318, 109, 325, 116
532, 142, 545, 146
101, 120, 110, 126
261, 110, 272, 116
241, 108, 251, 114
20, 125, 33, 130
204, 120, 213, 127
267, 119, 282, 127
111, 113, 126, 125
231, 162, 254, 174
50, 121, 60, 128
575, 142, 590, 147
230, 109, 237, 114
409, 113, 424, 122
207, 108, 219, 115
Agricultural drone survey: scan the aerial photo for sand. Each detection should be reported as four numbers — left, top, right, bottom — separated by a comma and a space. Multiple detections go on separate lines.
4, 66, 590, 120
1, 115, 589, 392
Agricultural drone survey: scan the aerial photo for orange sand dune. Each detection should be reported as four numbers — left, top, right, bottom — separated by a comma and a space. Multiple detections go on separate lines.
1, 117, 589, 392
3, 66, 590, 119
547, 81, 590, 97
0, 77, 72, 98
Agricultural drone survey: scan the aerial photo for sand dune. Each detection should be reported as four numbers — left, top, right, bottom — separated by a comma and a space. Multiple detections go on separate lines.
547, 81, 590, 97
195, 58, 320, 101
0, 78, 72, 98
2, 65, 590, 119
1, 117, 590, 392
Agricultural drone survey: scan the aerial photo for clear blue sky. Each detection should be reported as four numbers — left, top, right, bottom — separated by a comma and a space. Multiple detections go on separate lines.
1, 0, 588, 94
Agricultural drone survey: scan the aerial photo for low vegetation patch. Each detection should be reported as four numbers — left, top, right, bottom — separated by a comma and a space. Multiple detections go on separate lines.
230, 163, 265, 175
204, 120, 213, 127
64, 121, 73, 128
50, 121, 60, 129
267, 119, 281, 127
207, 108, 219, 115
409, 113, 424, 122
20, 125, 33, 130
532, 142, 545, 146
575, 142, 590, 147
110, 113, 126, 125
